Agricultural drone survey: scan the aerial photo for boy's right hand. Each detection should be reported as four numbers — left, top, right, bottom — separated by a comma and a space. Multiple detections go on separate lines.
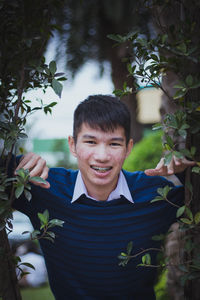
15, 152, 50, 189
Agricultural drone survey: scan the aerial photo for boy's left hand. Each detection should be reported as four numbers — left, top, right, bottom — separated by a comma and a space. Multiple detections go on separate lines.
145, 156, 196, 177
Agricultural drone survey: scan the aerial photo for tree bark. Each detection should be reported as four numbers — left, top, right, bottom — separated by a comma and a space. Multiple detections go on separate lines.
109, 43, 144, 142
0, 229, 22, 300
184, 89, 200, 300
151, 2, 200, 299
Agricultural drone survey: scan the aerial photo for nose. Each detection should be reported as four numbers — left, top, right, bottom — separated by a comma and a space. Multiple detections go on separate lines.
93, 144, 110, 162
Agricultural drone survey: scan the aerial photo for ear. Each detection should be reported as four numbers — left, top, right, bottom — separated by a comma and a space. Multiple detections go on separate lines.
68, 136, 77, 158
126, 138, 133, 158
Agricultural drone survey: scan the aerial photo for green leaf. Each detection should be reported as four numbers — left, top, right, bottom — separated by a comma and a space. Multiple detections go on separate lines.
20, 262, 35, 270
142, 255, 146, 264
186, 75, 193, 86
46, 231, 55, 239
16, 168, 29, 179
49, 61, 57, 75
48, 219, 65, 227
119, 253, 127, 258
163, 185, 172, 198
185, 207, 193, 221
176, 206, 185, 218
185, 180, 193, 195
152, 234, 165, 241
15, 185, 24, 198
180, 149, 193, 159
37, 211, 48, 225
126, 241, 133, 255
24, 189, 32, 202
31, 230, 40, 239
18, 133, 28, 139
191, 147, 196, 156
180, 218, 192, 225
176, 42, 187, 54
30, 176, 48, 184
173, 89, 187, 99
194, 212, 200, 224
142, 253, 151, 265
151, 196, 164, 203
22, 231, 30, 235
107, 34, 125, 43
43, 209, 49, 221
192, 167, 200, 174
164, 152, 173, 165
145, 253, 151, 265
152, 123, 163, 130
178, 129, 187, 138
52, 79, 63, 98
173, 151, 184, 159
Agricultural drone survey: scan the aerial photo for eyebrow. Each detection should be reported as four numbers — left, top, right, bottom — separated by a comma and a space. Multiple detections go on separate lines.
82, 134, 125, 142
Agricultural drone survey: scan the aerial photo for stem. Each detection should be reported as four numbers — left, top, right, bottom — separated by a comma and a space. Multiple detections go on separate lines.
130, 247, 163, 259
15, 63, 25, 121
164, 196, 180, 208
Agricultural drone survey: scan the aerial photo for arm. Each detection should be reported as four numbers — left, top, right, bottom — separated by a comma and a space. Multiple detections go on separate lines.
144, 156, 196, 177
15, 152, 50, 189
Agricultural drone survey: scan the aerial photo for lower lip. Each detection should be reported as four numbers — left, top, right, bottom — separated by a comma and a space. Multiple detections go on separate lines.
91, 167, 112, 178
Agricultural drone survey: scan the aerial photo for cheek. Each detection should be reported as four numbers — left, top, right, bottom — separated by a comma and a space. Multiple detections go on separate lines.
76, 148, 93, 163
113, 150, 127, 166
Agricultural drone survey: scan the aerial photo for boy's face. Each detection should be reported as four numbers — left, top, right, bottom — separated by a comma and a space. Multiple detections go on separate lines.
68, 123, 133, 199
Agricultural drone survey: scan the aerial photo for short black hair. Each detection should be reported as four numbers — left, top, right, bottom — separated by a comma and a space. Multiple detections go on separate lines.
73, 95, 131, 144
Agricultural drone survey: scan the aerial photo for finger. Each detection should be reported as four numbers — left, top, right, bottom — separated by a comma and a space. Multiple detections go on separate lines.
144, 168, 165, 176
15, 153, 41, 173
29, 158, 46, 177
30, 179, 50, 189
182, 158, 196, 166
167, 158, 175, 174
155, 158, 165, 170
29, 166, 50, 189
39, 166, 49, 181
144, 169, 158, 176
173, 156, 182, 166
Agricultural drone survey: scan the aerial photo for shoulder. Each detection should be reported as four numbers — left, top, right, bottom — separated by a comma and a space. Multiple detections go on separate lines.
122, 169, 173, 190
48, 168, 78, 187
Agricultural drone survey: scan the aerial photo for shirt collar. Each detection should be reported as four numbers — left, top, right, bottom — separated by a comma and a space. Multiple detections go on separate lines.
71, 170, 133, 203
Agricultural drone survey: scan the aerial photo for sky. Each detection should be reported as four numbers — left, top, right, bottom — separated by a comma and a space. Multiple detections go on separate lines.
26, 40, 114, 142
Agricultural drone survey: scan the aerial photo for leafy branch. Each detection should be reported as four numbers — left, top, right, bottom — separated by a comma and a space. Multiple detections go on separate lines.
22, 209, 65, 243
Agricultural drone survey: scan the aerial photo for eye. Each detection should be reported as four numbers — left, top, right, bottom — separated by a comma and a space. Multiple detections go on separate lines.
110, 143, 121, 147
85, 140, 96, 144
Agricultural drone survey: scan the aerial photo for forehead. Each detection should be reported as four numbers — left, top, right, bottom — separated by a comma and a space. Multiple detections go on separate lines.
77, 123, 126, 140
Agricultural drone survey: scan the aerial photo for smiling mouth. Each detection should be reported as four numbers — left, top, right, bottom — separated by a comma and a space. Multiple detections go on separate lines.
91, 166, 112, 173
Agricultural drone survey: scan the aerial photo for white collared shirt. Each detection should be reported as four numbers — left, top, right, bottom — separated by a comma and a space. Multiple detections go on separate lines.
71, 170, 133, 203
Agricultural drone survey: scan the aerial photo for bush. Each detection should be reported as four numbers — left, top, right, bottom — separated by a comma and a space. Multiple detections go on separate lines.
123, 130, 163, 172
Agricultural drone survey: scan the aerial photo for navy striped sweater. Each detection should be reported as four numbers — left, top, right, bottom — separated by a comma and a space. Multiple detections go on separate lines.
14, 168, 183, 300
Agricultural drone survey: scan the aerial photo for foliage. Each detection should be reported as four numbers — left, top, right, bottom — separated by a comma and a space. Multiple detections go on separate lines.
123, 130, 163, 172
54, 0, 149, 77
110, 0, 200, 295
0, 1, 66, 298
22, 209, 64, 243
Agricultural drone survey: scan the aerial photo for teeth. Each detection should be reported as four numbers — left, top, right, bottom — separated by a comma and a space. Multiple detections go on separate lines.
91, 166, 111, 172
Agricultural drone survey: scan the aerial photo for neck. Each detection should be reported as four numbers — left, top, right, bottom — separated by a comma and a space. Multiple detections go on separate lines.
88, 189, 111, 201
86, 180, 118, 202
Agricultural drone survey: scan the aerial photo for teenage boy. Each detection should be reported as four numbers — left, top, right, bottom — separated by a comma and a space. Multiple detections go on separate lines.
14, 95, 194, 300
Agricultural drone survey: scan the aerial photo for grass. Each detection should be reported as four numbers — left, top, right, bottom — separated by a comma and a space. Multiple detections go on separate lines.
20, 284, 54, 300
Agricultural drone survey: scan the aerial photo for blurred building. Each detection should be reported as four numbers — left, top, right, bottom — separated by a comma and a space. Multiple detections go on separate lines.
137, 87, 162, 124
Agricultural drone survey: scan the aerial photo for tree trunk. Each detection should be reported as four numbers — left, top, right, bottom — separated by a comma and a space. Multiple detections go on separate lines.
151, 2, 200, 298
0, 229, 22, 300
109, 43, 144, 143
184, 88, 200, 299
